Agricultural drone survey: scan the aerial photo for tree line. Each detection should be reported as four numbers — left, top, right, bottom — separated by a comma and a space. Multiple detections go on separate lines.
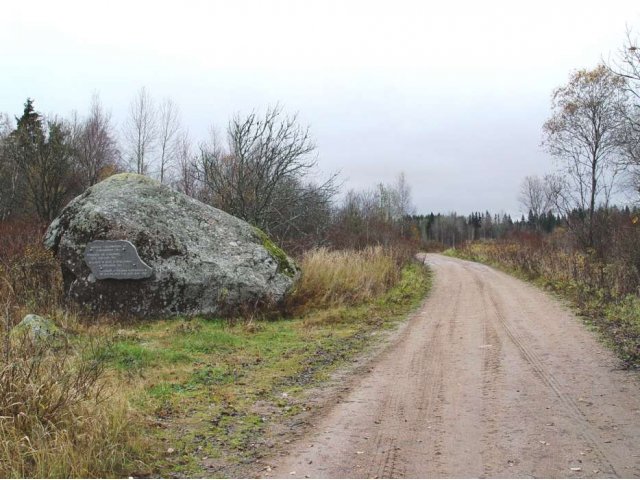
0, 93, 416, 254
518, 29, 640, 256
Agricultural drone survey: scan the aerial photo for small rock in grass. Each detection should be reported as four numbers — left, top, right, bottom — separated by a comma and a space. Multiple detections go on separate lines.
12, 314, 63, 344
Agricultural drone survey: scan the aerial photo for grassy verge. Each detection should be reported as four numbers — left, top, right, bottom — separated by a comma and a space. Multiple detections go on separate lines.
0, 328, 150, 478
91, 259, 429, 478
1, 236, 430, 478
444, 241, 640, 368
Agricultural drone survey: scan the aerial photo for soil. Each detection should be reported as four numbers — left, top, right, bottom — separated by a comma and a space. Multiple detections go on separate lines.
258, 254, 640, 478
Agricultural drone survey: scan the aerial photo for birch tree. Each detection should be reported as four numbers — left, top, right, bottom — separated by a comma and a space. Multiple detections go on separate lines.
542, 65, 628, 247
157, 98, 180, 183
124, 87, 156, 175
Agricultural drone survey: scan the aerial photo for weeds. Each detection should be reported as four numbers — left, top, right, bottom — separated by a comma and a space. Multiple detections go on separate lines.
0, 219, 147, 477
97, 257, 430, 478
0, 219, 429, 477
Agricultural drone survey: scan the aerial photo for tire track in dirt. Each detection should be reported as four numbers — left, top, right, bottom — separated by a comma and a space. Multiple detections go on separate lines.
482, 278, 618, 477
365, 277, 462, 478
260, 254, 640, 478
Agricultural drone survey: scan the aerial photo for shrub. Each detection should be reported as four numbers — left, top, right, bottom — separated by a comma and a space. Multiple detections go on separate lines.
0, 219, 63, 318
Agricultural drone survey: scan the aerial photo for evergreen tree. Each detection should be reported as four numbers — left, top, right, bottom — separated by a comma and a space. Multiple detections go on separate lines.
8, 99, 74, 221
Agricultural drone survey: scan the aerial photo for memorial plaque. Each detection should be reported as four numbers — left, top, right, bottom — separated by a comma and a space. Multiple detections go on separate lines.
84, 240, 153, 280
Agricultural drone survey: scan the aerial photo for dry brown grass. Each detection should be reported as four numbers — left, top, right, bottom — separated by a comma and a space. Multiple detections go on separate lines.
287, 246, 408, 314
0, 219, 421, 476
0, 220, 148, 478
0, 327, 148, 478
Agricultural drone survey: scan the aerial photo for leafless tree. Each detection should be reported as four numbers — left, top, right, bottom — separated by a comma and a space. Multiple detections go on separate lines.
393, 172, 415, 231
123, 87, 157, 175
197, 105, 337, 234
397, 172, 414, 213
606, 28, 640, 96
157, 98, 180, 184
332, 188, 387, 248
542, 65, 628, 247
173, 130, 198, 196
329, 174, 415, 249
606, 28, 640, 186
264, 175, 335, 251
518, 175, 554, 217
71, 93, 121, 190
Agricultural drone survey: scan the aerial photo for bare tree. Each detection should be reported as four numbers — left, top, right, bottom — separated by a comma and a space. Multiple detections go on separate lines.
332, 187, 389, 248
263, 175, 335, 251
330, 175, 416, 249
518, 175, 554, 218
123, 87, 156, 175
606, 28, 640, 96
173, 130, 198, 196
71, 93, 120, 190
393, 171, 414, 217
157, 98, 180, 184
606, 28, 640, 186
542, 65, 628, 247
197, 105, 335, 232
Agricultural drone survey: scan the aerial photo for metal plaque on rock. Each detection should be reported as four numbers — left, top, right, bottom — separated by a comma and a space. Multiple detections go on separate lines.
84, 240, 153, 280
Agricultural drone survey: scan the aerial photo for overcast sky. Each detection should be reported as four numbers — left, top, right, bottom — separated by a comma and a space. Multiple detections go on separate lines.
2, 0, 640, 216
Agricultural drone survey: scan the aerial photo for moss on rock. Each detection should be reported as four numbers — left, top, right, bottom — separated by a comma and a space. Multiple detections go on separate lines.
252, 227, 297, 278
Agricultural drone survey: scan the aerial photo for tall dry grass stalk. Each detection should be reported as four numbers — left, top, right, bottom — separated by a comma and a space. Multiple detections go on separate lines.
0, 322, 147, 477
287, 246, 406, 313
0, 219, 149, 477
0, 391, 143, 478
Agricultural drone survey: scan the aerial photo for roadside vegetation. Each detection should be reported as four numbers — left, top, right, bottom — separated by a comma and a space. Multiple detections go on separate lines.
0, 222, 150, 477
0, 66, 428, 477
0, 218, 429, 478
100, 249, 428, 478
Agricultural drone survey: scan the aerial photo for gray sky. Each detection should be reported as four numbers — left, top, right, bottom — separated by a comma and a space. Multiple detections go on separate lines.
2, 0, 640, 216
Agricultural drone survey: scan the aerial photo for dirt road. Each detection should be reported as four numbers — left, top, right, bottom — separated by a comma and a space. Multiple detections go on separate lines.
264, 254, 640, 478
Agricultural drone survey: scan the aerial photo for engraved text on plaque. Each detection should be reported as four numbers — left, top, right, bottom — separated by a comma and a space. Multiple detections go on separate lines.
84, 240, 153, 280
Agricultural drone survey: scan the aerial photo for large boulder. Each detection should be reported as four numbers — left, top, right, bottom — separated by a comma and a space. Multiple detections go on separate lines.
44, 174, 298, 317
